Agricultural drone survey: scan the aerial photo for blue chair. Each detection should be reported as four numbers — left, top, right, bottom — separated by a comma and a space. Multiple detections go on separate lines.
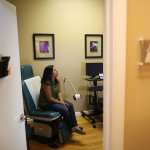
21, 65, 70, 146
21, 64, 34, 80
22, 76, 62, 148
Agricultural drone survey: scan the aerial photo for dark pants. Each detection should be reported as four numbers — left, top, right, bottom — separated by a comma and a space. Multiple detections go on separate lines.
44, 100, 77, 129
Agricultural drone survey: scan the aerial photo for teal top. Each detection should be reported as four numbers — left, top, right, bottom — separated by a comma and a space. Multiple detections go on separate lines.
38, 80, 59, 109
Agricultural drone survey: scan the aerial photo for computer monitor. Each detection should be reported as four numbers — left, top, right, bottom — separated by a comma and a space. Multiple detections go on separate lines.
86, 63, 103, 77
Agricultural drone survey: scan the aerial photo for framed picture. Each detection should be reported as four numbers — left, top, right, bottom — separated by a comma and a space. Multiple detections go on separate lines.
85, 34, 103, 58
33, 33, 55, 60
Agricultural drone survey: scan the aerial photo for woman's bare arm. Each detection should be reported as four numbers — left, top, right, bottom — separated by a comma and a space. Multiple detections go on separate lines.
57, 81, 64, 103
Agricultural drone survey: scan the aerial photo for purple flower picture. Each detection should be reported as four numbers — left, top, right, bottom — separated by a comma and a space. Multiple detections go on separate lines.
90, 41, 98, 52
39, 41, 49, 53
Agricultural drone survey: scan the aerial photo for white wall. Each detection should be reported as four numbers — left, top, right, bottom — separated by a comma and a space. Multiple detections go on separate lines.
11, 0, 104, 111
0, 1, 27, 150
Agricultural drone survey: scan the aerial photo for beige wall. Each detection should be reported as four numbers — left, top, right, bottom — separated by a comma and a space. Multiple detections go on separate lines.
125, 0, 150, 149
10, 0, 104, 111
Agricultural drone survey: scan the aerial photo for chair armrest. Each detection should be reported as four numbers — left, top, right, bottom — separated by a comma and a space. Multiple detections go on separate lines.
29, 115, 61, 123
27, 111, 61, 123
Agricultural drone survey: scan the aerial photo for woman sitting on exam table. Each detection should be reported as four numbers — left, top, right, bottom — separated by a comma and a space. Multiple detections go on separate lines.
38, 65, 85, 134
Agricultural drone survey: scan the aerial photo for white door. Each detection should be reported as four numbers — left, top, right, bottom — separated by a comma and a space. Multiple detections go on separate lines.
0, 1, 27, 150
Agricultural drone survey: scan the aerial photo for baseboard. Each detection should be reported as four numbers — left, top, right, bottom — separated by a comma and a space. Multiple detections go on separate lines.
75, 112, 81, 117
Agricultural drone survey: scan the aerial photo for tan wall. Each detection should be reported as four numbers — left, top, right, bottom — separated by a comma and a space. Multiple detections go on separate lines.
10, 0, 104, 111
125, 0, 150, 149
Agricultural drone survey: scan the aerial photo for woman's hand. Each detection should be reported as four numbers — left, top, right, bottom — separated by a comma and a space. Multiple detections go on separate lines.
56, 76, 60, 83
59, 101, 65, 104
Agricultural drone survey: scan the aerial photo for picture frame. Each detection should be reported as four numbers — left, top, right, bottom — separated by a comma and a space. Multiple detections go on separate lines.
85, 34, 103, 59
33, 33, 55, 60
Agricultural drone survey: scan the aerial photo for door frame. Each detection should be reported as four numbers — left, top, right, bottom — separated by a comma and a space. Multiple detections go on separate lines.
104, 0, 127, 150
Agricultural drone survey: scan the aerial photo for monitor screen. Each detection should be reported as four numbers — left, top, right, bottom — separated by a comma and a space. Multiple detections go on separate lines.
86, 63, 103, 77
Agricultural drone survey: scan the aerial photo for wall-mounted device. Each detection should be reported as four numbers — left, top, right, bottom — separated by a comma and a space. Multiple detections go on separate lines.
0, 56, 10, 78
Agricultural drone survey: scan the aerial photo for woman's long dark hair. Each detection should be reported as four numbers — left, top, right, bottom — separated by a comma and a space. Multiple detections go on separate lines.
41, 65, 58, 84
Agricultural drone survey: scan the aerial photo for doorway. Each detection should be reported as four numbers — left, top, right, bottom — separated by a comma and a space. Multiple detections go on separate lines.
13, 0, 105, 149
3, 0, 127, 150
